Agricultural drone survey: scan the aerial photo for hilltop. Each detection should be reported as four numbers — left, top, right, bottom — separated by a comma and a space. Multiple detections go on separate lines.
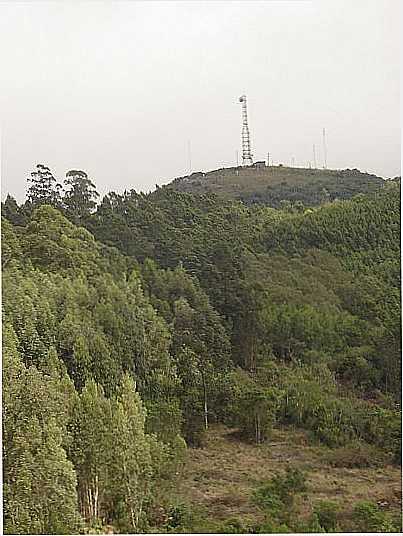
165, 165, 386, 207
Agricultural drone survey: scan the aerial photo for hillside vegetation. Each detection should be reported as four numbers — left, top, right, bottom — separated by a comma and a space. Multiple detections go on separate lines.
167, 165, 386, 208
170, 425, 402, 533
2, 164, 401, 534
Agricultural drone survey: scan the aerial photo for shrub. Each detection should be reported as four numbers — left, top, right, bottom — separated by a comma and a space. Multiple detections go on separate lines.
281, 368, 402, 453
253, 467, 307, 524
256, 520, 291, 533
164, 503, 190, 531
352, 501, 401, 533
362, 407, 402, 460
219, 517, 249, 533
325, 441, 388, 468
293, 513, 326, 534
313, 500, 341, 532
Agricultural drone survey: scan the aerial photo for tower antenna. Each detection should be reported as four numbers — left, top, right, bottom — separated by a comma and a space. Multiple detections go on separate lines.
238, 95, 253, 166
313, 144, 317, 169
322, 128, 327, 169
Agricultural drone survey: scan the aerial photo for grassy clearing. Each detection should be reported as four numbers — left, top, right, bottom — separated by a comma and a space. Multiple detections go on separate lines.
170, 424, 401, 531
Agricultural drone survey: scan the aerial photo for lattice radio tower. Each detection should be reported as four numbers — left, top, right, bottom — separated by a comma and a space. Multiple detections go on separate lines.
239, 95, 253, 166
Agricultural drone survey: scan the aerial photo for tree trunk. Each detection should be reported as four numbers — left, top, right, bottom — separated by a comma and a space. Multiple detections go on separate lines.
201, 370, 208, 430
94, 475, 99, 520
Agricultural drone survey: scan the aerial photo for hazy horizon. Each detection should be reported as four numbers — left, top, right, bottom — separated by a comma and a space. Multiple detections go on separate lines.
0, 0, 401, 203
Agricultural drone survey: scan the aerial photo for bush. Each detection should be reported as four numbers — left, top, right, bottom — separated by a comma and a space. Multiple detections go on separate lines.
256, 520, 291, 533
313, 500, 341, 532
218, 517, 250, 533
163, 503, 191, 531
325, 441, 388, 468
253, 467, 307, 524
362, 407, 402, 460
352, 501, 401, 533
281, 368, 402, 452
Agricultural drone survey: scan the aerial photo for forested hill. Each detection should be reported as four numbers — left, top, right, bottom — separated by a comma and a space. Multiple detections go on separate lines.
166, 164, 387, 208
2, 167, 402, 534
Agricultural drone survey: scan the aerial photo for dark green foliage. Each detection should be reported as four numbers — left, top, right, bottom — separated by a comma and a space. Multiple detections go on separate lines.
312, 500, 341, 532
1, 194, 27, 226
227, 368, 283, 443
27, 163, 63, 209
63, 169, 99, 224
78, 182, 401, 399
140, 259, 232, 444
163, 503, 191, 531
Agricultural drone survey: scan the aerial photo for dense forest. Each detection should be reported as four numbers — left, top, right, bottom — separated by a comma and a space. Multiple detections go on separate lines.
2, 164, 402, 533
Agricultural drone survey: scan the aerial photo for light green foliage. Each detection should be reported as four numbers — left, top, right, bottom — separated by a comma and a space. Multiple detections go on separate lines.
69, 375, 178, 532
109, 375, 154, 532
253, 467, 307, 529
1, 217, 23, 268
352, 501, 402, 533
2, 206, 184, 533
22, 204, 100, 274
68, 380, 111, 525
279, 363, 401, 450
3, 325, 81, 534
2, 206, 181, 420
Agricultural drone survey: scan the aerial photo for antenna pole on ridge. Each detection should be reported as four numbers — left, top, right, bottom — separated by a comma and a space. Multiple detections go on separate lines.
238, 95, 253, 166
322, 128, 327, 169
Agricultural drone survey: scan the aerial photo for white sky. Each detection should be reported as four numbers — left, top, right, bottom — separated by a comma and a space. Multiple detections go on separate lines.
0, 0, 401, 202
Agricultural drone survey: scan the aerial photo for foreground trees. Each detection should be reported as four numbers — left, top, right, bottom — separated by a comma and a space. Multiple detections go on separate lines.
2, 207, 185, 533
70, 376, 162, 532
3, 325, 80, 534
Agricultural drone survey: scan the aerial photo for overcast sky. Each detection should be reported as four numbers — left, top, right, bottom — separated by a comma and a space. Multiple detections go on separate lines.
0, 0, 401, 202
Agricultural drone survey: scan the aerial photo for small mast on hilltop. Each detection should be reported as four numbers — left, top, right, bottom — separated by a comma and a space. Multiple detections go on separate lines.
239, 94, 253, 166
